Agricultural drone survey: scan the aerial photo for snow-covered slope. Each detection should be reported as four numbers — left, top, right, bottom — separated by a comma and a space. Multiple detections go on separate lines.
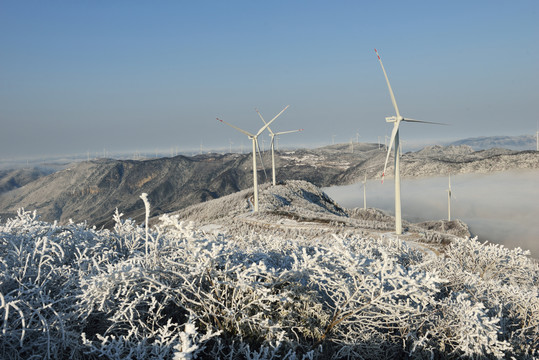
159, 180, 470, 252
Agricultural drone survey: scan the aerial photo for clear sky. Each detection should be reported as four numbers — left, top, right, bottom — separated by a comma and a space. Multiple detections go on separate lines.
1, 0, 538, 159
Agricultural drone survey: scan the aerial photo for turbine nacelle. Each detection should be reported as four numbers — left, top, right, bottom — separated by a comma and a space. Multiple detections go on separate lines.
385, 116, 402, 123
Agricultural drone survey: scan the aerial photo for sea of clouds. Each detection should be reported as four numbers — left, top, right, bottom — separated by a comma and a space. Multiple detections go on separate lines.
324, 169, 539, 258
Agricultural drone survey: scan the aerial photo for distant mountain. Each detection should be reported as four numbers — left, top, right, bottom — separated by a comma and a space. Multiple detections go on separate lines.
0, 154, 251, 228
0, 144, 386, 227
448, 134, 537, 151
0, 142, 537, 228
0, 167, 51, 194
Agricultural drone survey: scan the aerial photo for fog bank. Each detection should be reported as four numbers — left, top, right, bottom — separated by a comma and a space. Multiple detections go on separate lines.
324, 170, 539, 258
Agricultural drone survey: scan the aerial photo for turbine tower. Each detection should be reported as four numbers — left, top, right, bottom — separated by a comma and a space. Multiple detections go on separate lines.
375, 48, 445, 234
217, 107, 285, 211
256, 106, 302, 186
362, 172, 367, 210
447, 174, 452, 221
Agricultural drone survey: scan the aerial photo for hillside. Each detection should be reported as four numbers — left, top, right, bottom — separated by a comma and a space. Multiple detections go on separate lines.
160, 180, 471, 250
0, 142, 537, 228
0, 154, 254, 228
0, 167, 51, 194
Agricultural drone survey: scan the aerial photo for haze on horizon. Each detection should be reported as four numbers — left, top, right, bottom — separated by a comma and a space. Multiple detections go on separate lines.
1, 1, 538, 159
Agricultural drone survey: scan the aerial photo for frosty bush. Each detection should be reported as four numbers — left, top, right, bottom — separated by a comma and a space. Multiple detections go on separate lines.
1, 207, 538, 359
422, 237, 539, 357
0, 210, 100, 359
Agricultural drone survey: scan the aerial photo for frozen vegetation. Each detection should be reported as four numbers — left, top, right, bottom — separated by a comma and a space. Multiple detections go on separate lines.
1, 182, 538, 359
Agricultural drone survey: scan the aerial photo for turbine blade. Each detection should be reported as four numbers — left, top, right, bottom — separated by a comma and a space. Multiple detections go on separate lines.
382, 121, 400, 183
217, 118, 254, 137
402, 118, 448, 125
270, 105, 290, 122
256, 109, 275, 136
274, 129, 303, 136
256, 105, 290, 136
375, 49, 400, 118
255, 138, 268, 179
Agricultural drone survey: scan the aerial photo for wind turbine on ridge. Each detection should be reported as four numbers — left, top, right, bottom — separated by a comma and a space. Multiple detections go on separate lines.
257, 106, 302, 186
446, 174, 452, 221
375, 48, 446, 234
362, 172, 367, 210
217, 106, 287, 211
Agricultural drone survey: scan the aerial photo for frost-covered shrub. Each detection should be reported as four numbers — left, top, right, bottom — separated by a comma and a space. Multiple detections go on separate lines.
0, 210, 102, 359
422, 236, 539, 358
443, 237, 538, 287
1, 207, 538, 359
410, 292, 510, 358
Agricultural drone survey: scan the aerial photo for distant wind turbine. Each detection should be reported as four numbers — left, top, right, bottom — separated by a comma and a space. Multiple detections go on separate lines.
217, 107, 284, 211
447, 174, 452, 221
375, 48, 446, 234
362, 172, 367, 210
256, 106, 301, 186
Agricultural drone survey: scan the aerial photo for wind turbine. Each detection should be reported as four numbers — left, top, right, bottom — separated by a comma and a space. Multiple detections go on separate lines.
362, 172, 367, 210
446, 174, 452, 221
375, 48, 445, 234
217, 106, 286, 211
256, 106, 301, 186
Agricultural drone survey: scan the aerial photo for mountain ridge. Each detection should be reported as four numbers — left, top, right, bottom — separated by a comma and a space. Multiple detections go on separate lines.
0, 142, 537, 227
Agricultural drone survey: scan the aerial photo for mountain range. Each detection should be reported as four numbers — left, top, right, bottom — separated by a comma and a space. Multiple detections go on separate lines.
447, 134, 537, 151
0, 139, 537, 228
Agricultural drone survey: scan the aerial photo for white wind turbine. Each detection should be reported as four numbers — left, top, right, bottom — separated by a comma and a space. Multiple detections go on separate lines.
362, 172, 367, 210
446, 174, 452, 221
256, 106, 302, 186
217, 107, 286, 211
375, 48, 446, 234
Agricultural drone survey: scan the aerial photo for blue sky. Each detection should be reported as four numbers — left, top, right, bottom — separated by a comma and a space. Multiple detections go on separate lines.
1, 0, 538, 158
